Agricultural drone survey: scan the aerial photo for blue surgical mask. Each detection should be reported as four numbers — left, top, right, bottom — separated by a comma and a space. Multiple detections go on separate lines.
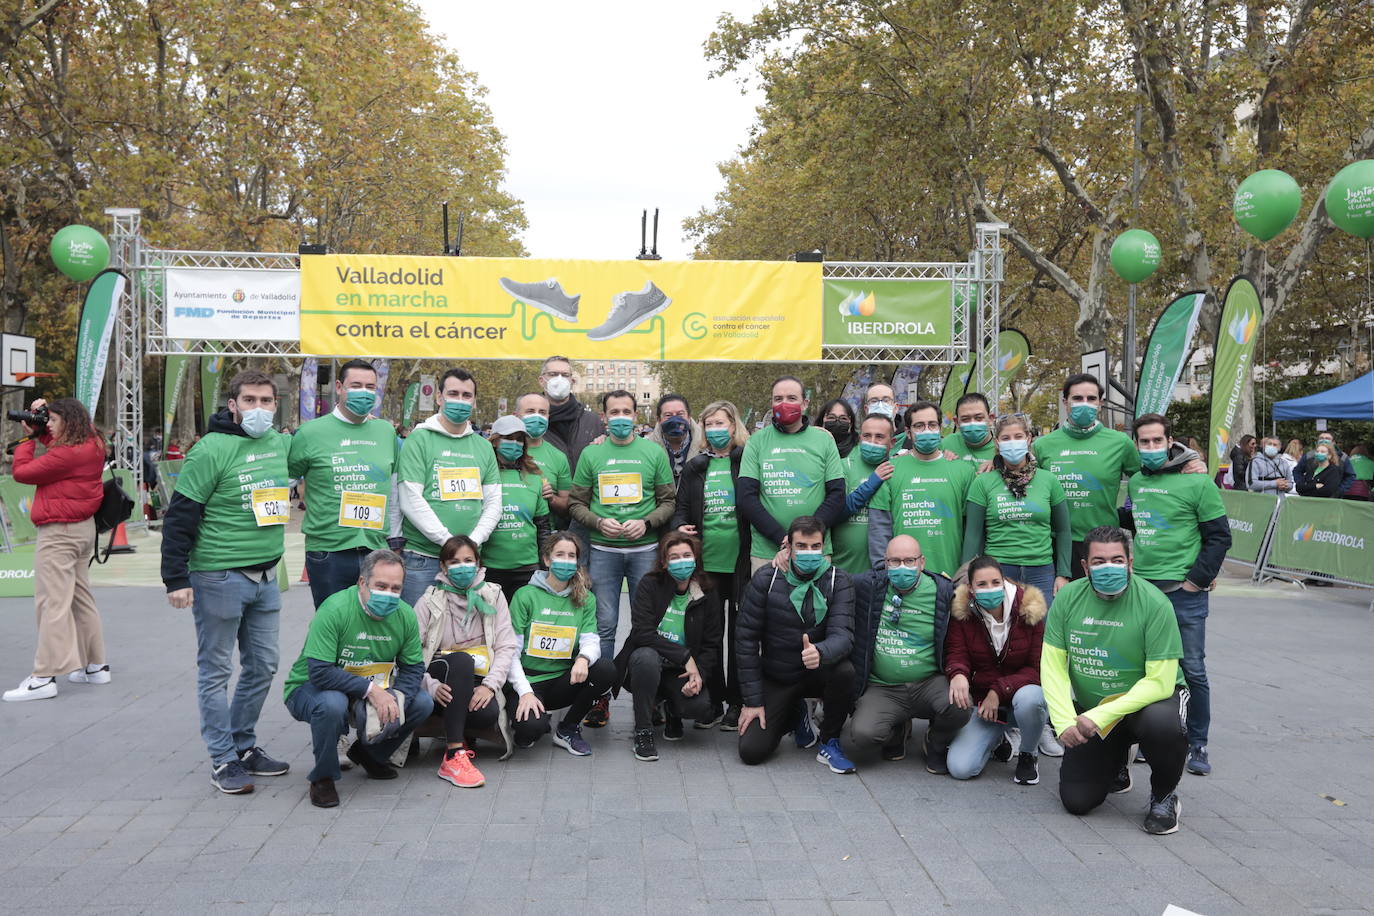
446, 562, 478, 589
974, 588, 1004, 610
239, 407, 274, 439
667, 558, 696, 582
1263, 445, 1279, 458
1070, 404, 1098, 429
705, 427, 731, 449
549, 558, 578, 581
887, 565, 920, 591
913, 431, 942, 454
792, 550, 825, 574
522, 415, 548, 439
1139, 448, 1168, 470
345, 389, 376, 416
960, 422, 989, 445
998, 440, 1029, 464
859, 442, 889, 466
1088, 562, 1129, 597
608, 417, 635, 439
443, 400, 472, 424
497, 440, 525, 462
365, 590, 400, 618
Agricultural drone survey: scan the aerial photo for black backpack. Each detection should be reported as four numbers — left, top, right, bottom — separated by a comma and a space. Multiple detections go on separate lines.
90, 476, 135, 565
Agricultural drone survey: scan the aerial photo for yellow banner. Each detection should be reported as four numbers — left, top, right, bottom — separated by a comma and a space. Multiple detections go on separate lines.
299, 254, 821, 361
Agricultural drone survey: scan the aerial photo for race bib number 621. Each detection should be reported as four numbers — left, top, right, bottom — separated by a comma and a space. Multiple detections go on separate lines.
251, 487, 289, 526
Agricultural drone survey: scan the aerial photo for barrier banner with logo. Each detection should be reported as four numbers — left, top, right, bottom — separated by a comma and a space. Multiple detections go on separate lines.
1267, 495, 1374, 585
0, 476, 38, 543
163, 354, 193, 447
299, 254, 821, 361
1207, 277, 1261, 477
0, 547, 36, 597
75, 269, 125, 413
166, 268, 300, 340
822, 279, 952, 349
1218, 488, 1277, 565
1135, 291, 1206, 419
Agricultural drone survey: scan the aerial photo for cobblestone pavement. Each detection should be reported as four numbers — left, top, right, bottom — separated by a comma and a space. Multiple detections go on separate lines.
1, 569, 1371, 915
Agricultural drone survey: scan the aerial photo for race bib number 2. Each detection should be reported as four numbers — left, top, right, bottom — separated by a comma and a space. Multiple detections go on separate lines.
338, 490, 386, 530
251, 487, 289, 527
438, 466, 482, 501
598, 472, 643, 505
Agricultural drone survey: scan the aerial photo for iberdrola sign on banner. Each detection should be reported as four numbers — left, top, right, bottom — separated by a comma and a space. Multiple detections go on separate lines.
1207, 277, 1261, 477
1136, 291, 1206, 418
822, 279, 953, 349
1267, 495, 1374, 586
299, 255, 821, 361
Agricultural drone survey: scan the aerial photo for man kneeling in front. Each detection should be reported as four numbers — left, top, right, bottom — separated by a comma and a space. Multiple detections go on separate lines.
283, 549, 434, 807
1043, 525, 1189, 835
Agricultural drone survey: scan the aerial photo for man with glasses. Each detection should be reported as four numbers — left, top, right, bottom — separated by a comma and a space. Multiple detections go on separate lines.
843, 534, 968, 774
536, 355, 604, 475
864, 382, 905, 452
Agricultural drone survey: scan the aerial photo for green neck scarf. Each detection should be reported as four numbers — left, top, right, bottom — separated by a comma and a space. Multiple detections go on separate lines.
782, 560, 831, 623
436, 581, 496, 621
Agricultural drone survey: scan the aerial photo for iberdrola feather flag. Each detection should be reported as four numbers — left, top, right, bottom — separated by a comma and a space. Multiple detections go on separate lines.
1207, 277, 1262, 477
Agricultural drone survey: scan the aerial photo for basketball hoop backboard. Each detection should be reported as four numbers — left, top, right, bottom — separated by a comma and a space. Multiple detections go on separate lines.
1, 334, 36, 388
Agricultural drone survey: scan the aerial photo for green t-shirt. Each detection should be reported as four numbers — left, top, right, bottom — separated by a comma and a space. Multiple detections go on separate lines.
968, 468, 1066, 566
1044, 577, 1184, 710
941, 431, 997, 464
528, 440, 573, 494
281, 585, 422, 702
702, 456, 740, 573
1350, 454, 1374, 481
833, 451, 884, 573
738, 424, 844, 558
396, 425, 499, 556
1033, 425, 1140, 540
482, 467, 549, 570
508, 583, 598, 682
869, 575, 939, 686
571, 436, 673, 547
658, 590, 690, 645
871, 453, 975, 578
288, 413, 399, 553
174, 429, 290, 571
1128, 470, 1228, 581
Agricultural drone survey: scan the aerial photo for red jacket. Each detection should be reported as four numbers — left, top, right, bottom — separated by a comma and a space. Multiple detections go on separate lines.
11, 431, 106, 526
944, 581, 1046, 705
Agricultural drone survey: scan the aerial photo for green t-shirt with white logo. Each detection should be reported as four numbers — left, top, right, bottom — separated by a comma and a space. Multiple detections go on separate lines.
658, 590, 690, 645
1044, 576, 1184, 710
871, 453, 975, 578
1033, 425, 1140, 540
869, 575, 939, 686
571, 436, 673, 547
174, 429, 290, 571
396, 425, 499, 556
701, 456, 740, 574
282, 585, 422, 702
1128, 470, 1227, 581
968, 468, 1066, 567
528, 440, 572, 494
483, 467, 549, 571
941, 431, 997, 464
833, 451, 884, 573
508, 584, 598, 683
738, 424, 844, 558
288, 413, 399, 553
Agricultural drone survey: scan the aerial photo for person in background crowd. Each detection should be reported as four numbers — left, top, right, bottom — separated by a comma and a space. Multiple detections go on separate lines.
1227, 435, 1256, 491
537, 355, 604, 474
831, 413, 894, 573
396, 368, 501, 608
481, 415, 552, 601
282, 550, 433, 808
5, 398, 108, 704
1296, 439, 1343, 498
614, 531, 722, 762
737, 516, 856, 773
1043, 526, 1189, 835
817, 399, 859, 459
942, 393, 997, 464
1346, 443, 1373, 500
1280, 438, 1304, 475
506, 532, 615, 755
646, 394, 702, 485
517, 391, 573, 524
945, 556, 1048, 785
160, 372, 291, 793
166, 441, 185, 460
864, 382, 906, 452
1246, 436, 1293, 495
739, 377, 846, 575
671, 400, 751, 730
1295, 431, 1356, 496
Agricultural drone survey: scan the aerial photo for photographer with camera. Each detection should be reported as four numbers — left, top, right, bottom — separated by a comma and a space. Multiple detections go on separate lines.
4, 398, 109, 703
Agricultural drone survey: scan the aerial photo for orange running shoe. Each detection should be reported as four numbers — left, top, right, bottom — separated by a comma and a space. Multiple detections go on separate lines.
437, 747, 485, 788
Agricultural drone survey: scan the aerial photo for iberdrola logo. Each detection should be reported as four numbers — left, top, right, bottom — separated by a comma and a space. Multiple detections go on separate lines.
1214, 427, 1230, 458
837, 290, 877, 317
1227, 307, 1258, 345
999, 349, 1023, 372
1293, 524, 1315, 542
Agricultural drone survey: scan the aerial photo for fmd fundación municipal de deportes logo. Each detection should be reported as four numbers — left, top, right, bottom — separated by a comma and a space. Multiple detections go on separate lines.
232, 289, 246, 303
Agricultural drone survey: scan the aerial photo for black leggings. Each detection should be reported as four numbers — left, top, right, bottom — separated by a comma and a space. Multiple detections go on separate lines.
625, 646, 713, 730
708, 570, 740, 706
505, 658, 616, 746
738, 661, 856, 765
484, 566, 535, 604
426, 652, 500, 744
1059, 688, 1189, 815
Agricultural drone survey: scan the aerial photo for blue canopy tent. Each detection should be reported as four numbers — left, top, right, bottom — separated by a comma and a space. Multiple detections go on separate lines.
1272, 371, 1374, 421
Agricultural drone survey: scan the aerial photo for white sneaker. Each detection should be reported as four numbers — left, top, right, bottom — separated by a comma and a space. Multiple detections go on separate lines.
338, 734, 353, 770
67, 664, 111, 685
1038, 723, 1065, 757
4, 676, 58, 702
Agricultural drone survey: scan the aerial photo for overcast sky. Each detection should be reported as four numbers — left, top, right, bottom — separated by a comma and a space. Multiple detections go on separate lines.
418, 1, 766, 260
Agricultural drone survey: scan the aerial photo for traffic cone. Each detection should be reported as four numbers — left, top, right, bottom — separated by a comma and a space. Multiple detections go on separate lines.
108, 522, 136, 554
300, 564, 310, 583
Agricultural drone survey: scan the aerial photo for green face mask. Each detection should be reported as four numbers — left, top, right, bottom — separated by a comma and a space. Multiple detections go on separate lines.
345, 389, 376, 416
704, 428, 731, 449
607, 417, 635, 439
497, 440, 525, 462
443, 400, 472, 423
1139, 448, 1168, 470
887, 565, 920, 590
522, 415, 548, 439
1070, 403, 1098, 428
974, 588, 1004, 610
549, 559, 578, 581
446, 562, 477, 589
365, 590, 400, 618
1088, 562, 1128, 597
913, 431, 942, 454
960, 422, 989, 445
792, 550, 825, 575
859, 442, 889, 466
667, 558, 696, 581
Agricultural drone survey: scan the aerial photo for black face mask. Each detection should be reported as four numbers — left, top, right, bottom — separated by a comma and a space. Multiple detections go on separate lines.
822, 417, 851, 438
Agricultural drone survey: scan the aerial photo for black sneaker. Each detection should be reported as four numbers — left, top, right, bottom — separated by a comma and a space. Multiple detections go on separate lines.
1013, 752, 1039, 785
583, 695, 609, 729
633, 729, 658, 762
1110, 764, 1133, 794
1186, 744, 1211, 775
992, 736, 1014, 763
922, 733, 949, 775
346, 741, 398, 780
210, 759, 254, 795
720, 705, 740, 731
694, 703, 725, 729
1143, 793, 1182, 835
239, 746, 289, 777
663, 714, 684, 741
881, 722, 909, 761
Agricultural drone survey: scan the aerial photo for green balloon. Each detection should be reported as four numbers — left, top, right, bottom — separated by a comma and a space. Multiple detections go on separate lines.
1325, 159, 1374, 239
50, 225, 110, 282
1233, 169, 1302, 241
1110, 229, 1162, 283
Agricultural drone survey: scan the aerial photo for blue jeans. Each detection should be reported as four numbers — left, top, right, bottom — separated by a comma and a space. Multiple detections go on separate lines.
304, 547, 369, 609
947, 684, 1048, 780
589, 547, 657, 654
1163, 585, 1209, 747
999, 563, 1057, 608
190, 569, 282, 766
400, 550, 440, 608
285, 680, 434, 782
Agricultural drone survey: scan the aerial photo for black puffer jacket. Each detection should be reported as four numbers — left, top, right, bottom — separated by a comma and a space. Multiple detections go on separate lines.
736, 562, 854, 707
612, 571, 723, 691
849, 569, 954, 698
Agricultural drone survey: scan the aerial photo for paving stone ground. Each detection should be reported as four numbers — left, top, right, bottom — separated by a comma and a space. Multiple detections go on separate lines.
1, 560, 1372, 915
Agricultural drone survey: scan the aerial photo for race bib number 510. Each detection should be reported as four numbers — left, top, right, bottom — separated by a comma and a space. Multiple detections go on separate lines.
438, 467, 482, 501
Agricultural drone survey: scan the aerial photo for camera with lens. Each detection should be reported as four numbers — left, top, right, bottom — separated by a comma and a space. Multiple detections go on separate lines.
7, 405, 49, 431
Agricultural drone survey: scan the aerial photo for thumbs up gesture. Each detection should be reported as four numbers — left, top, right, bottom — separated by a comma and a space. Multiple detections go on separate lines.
800, 632, 821, 670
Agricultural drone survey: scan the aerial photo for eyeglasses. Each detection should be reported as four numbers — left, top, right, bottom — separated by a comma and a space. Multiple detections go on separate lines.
884, 558, 923, 569
543, 371, 573, 379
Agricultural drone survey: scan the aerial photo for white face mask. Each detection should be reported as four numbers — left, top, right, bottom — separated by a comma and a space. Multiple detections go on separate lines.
867, 401, 895, 419
545, 375, 572, 400
1263, 445, 1279, 458
238, 407, 274, 439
